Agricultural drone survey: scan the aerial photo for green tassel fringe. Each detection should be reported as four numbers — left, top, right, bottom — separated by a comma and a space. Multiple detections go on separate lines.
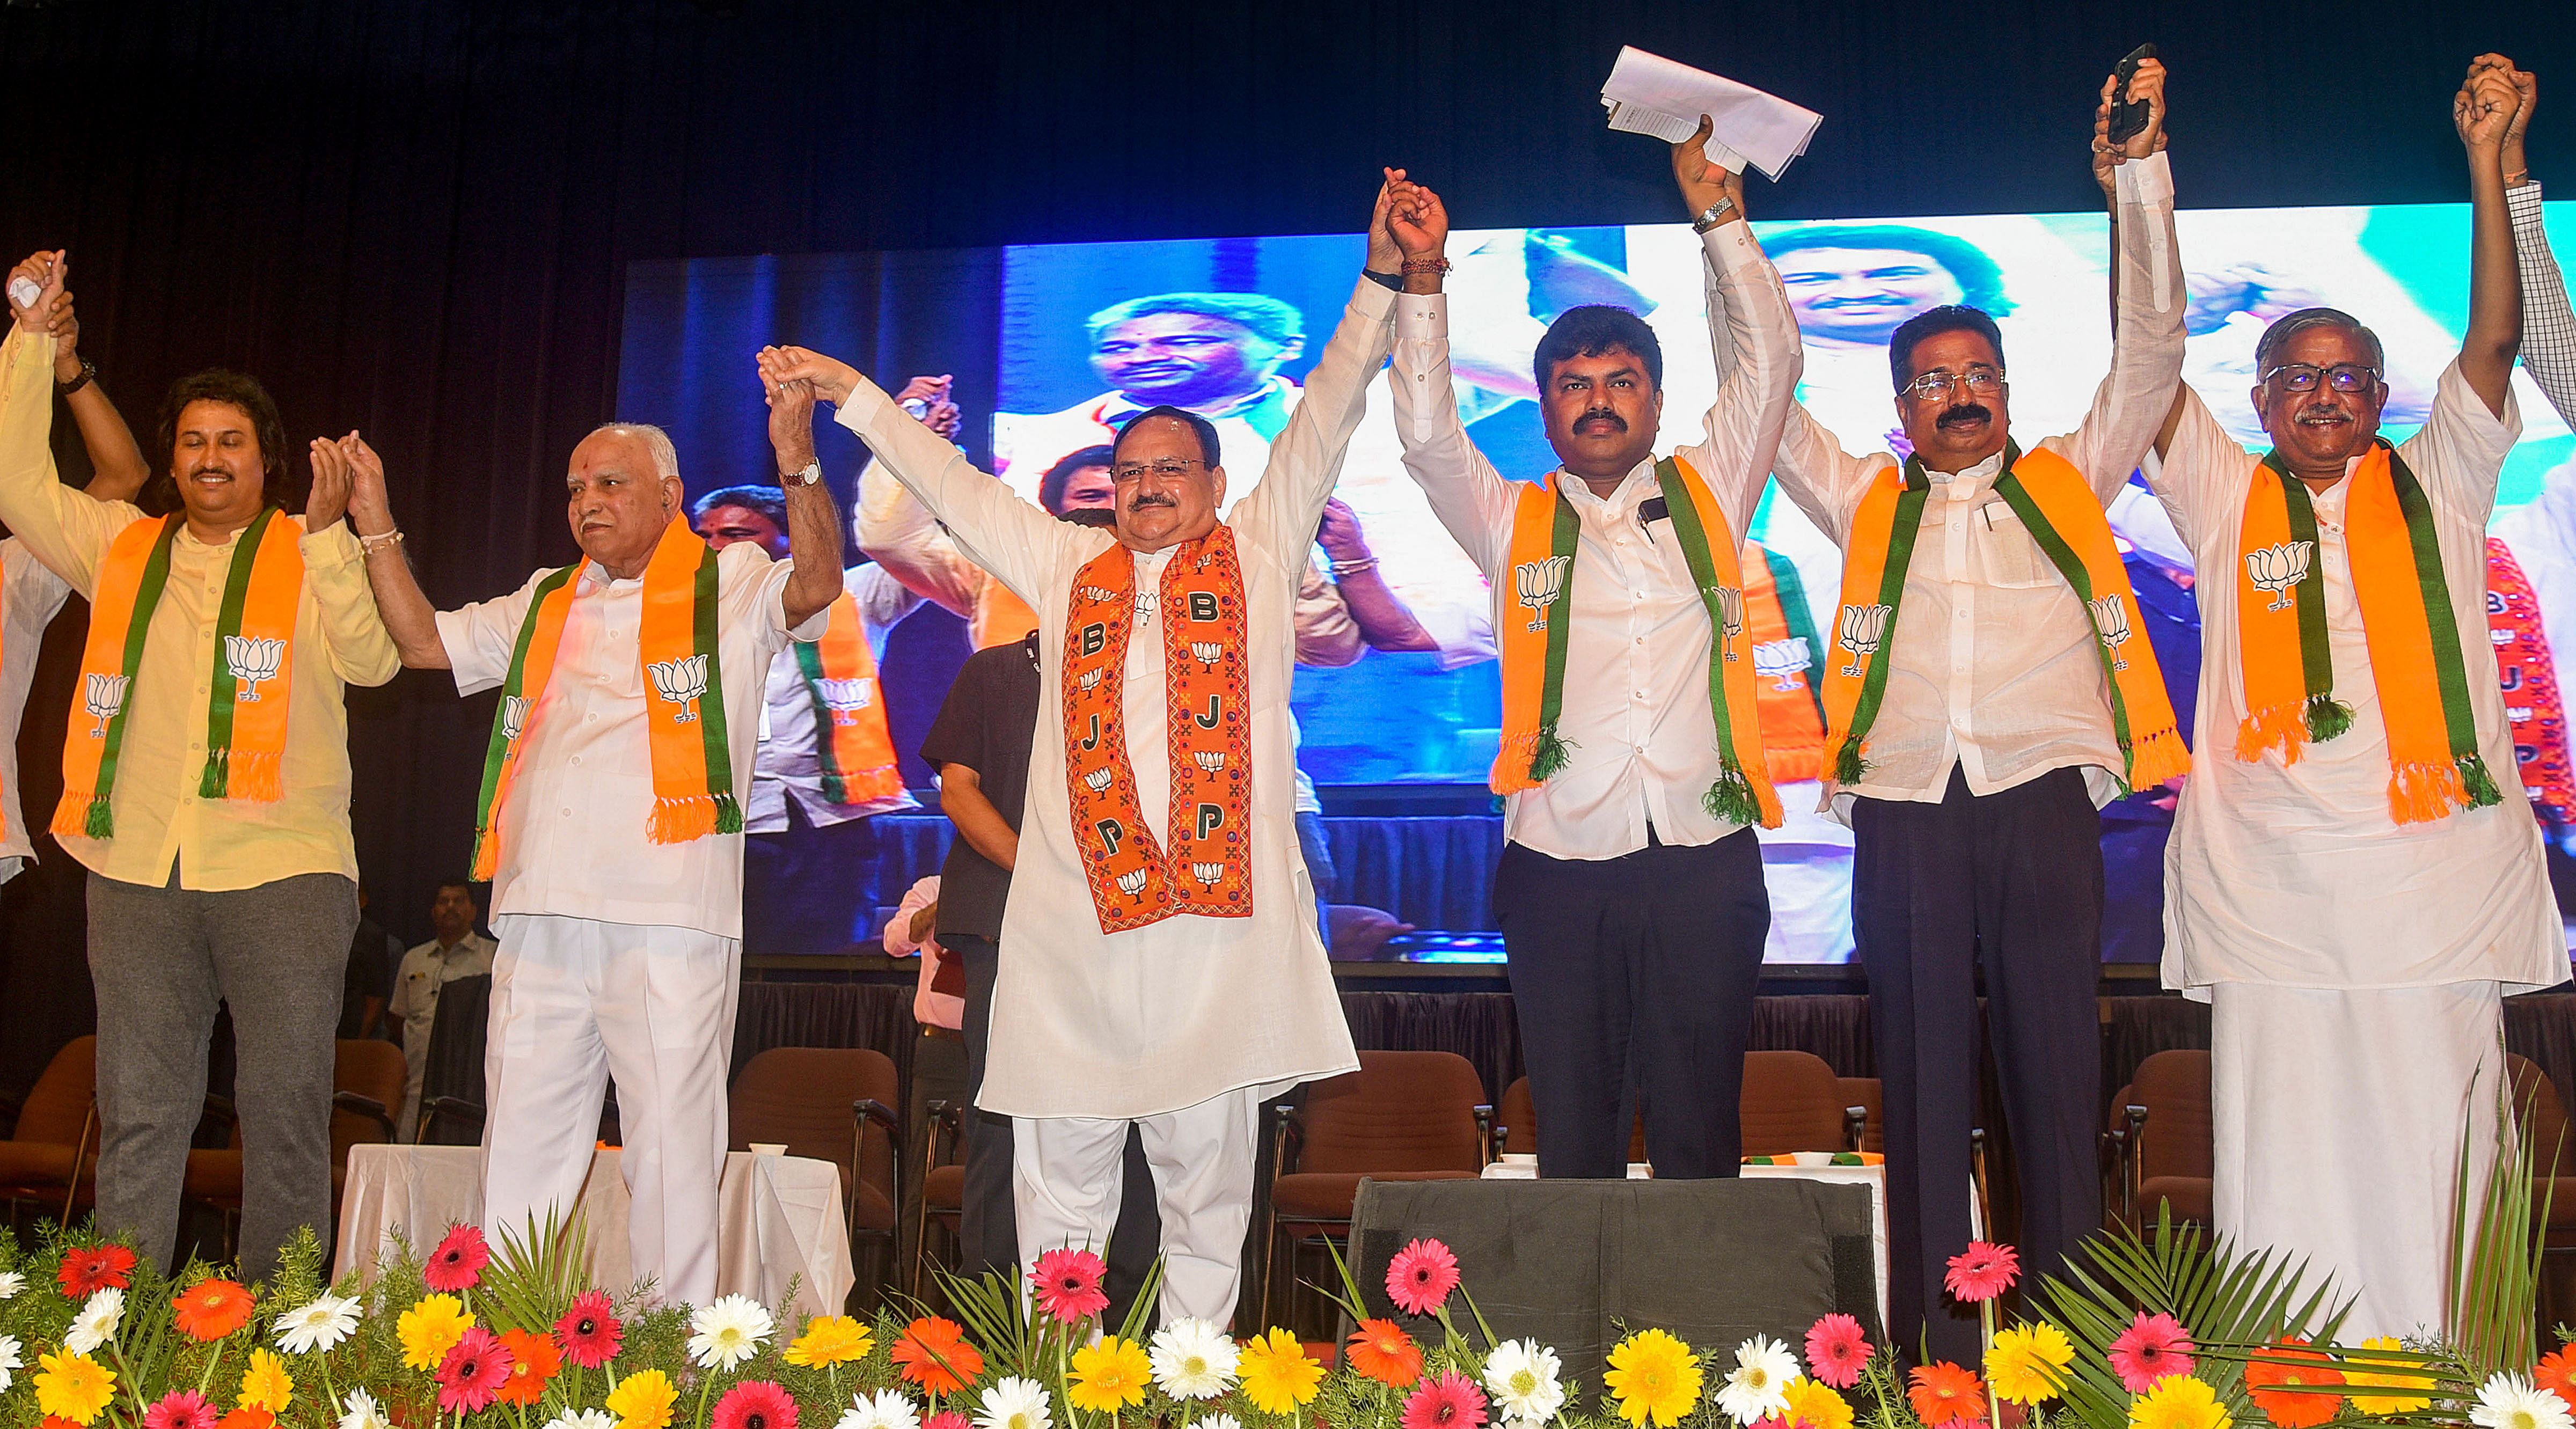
1529, 727, 1574, 782
198, 746, 230, 800
1829, 736, 1870, 786
2459, 753, 2504, 809
714, 791, 744, 836
1702, 768, 1762, 826
2304, 694, 2355, 744
84, 796, 113, 840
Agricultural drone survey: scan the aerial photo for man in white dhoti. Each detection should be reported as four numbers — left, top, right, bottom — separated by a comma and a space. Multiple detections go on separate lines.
347, 408, 845, 1305
756, 177, 1410, 1326
2143, 56, 2562, 1339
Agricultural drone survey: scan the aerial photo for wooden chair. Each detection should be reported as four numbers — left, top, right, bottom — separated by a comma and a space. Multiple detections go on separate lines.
729, 1047, 902, 1308
2103, 1049, 2213, 1232
0, 1036, 98, 1230
910, 1101, 965, 1300
184, 1039, 409, 1259
1495, 1057, 1869, 1163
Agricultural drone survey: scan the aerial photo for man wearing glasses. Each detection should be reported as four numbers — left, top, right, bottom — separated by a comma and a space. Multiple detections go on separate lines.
1768, 59, 2187, 1360
2142, 56, 2559, 1340
750, 174, 1425, 1328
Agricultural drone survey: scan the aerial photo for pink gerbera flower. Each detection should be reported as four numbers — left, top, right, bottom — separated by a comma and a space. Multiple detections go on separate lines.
925, 1412, 971, 1429
713, 1381, 799, 1429
2106, 1313, 2196, 1393
1028, 1248, 1110, 1325
144, 1390, 219, 1429
1386, 1238, 1461, 1317
1401, 1370, 1489, 1429
425, 1223, 491, 1293
1942, 1242, 2018, 1303
554, 1289, 624, 1367
437, 1327, 514, 1414
1804, 1313, 1871, 1389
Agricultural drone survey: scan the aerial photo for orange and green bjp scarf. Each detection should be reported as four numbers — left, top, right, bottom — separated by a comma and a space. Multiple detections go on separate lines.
1820, 443, 2187, 794
1744, 540, 1829, 783
1062, 525, 1254, 934
795, 592, 904, 805
469, 516, 738, 879
1492, 456, 1782, 827
57, 509, 304, 838
2233, 439, 2502, 824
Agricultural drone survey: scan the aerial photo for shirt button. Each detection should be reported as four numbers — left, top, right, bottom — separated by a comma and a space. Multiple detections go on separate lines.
561, 808, 572, 818
571, 756, 582, 766
587, 713, 598, 723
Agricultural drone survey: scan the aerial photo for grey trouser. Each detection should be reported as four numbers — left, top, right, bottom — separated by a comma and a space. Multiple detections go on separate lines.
88, 870, 357, 1280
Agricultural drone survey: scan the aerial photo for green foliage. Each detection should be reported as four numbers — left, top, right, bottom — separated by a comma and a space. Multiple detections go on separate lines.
483, 1209, 593, 1337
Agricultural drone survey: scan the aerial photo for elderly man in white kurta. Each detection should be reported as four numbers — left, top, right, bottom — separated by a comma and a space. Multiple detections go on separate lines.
2142, 59, 2560, 1339
347, 417, 845, 1306
758, 181, 1416, 1325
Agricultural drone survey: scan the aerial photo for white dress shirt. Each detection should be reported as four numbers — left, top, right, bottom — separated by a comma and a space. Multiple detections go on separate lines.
745, 563, 921, 832
1388, 221, 1801, 859
1771, 151, 2187, 814
2146, 371, 2563, 995
436, 540, 823, 939
0, 540, 71, 880
833, 277, 1393, 1120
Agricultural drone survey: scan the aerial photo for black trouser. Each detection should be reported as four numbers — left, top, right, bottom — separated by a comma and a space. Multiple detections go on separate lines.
952, 934, 1160, 1319
1494, 827, 1770, 1179
742, 802, 881, 955
1851, 766, 2104, 1364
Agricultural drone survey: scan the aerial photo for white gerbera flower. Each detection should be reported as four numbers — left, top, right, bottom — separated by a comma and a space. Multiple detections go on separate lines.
1198, 1416, 1242, 1429
2474, 1374, 2576, 1429
0, 1332, 22, 1393
64, 1287, 123, 1356
974, 1375, 1053, 1429
275, 1292, 362, 1355
539, 1412, 619, 1429
836, 1389, 923, 1429
340, 1388, 390, 1429
1148, 1317, 1239, 1399
1716, 1335, 1798, 1427
1483, 1339, 1566, 1424
0, 1270, 25, 1300
686, 1294, 775, 1371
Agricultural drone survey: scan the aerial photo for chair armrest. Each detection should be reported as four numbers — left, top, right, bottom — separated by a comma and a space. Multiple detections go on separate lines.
1268, 1102, 1303, 1177
1473, 1104, 1495, 1167
332, 1091, 398, 1142
1842, 1105, 1868, 1154
420, 1096, 486, 1143
202, 1093, 240, 1131
853, 1098, 901, 1135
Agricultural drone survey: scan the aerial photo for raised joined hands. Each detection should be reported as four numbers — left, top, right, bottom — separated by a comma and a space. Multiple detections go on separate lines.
2092, 57, 2169, 195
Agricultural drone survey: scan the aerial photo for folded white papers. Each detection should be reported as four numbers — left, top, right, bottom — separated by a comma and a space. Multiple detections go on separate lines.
1599, 46, 1822, 181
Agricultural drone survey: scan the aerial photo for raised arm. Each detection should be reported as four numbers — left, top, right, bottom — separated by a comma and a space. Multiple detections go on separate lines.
2062, 56, 2186, 499
2498, 62, 2572, 426
763, 376, 850, 631
14, 253, 148, 501
296, 435, 401, 687
341, 434, 452, 669
2458, 56, 2525, 415
2, 264, 145, 592
854, 376, 983, 618
1384, 180, 1520, 576
1668, 117, 1803, 539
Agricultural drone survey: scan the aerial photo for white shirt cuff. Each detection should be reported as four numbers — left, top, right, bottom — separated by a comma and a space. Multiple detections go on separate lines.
1701, 218, 1765, 276
2114, 149, 2174, 204
1394, 292, 1447, 341
833, 375, 891, 434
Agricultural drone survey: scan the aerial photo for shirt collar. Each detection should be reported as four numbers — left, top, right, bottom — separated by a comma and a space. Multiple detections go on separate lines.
1921, 445, 2008, 493
1552, 457, 1658, 512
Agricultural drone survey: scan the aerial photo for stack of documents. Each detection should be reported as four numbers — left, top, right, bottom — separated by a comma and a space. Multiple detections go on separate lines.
1600, 46, 1822, 181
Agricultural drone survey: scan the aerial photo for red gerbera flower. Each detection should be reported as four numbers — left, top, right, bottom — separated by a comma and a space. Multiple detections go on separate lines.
713, 1380, 799, 1429
1386, 1238, 1461, 1317
143, 1390, 219, 1429
1028, 1248, 1110, 1325
1907, 1364, 1987, 1427
173, 1279, 256, 1342
891, 1317, 984, 1395
2107, 1313, 2197, 1394
215, 1411, 275, 1429
437, 1327, 515, 1415
2538, 1346, 2576, 1413
57, 1244, 136, 1297
1400, 1371, 1489, 1429
495, 1328, 561, 1407
424, 1224, 491, 1293
1348, 1318, 1425, 1388
554, 1290, 624, 1368
2243, 1340, 2343, 1428
1942, 1242, 2018, 1304
1804, 1314, 1870, 1390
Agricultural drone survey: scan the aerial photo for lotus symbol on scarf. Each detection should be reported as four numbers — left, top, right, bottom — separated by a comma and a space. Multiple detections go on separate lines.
2088, 593, 2134, 671
1835, 603, 1892, 677
2246, 540, 2313, 612
1513, 555, 1571, 633
1752, 637, 1810, 692
1084, 767, 1114, 792
82, 672, 130, 737
1116, 868, 1149, 899
1194, 750, 1225, 772
224, 635, 284, 701
1191, 862, 1223, 886
501, 695, 528, 742
1079, 668, 1104, 691
1712, 585, 1745, 659
817, 677, 874, 715
648, 655, 709, 722
1079, 585, 1119, 604
1190, 641, 1223, 668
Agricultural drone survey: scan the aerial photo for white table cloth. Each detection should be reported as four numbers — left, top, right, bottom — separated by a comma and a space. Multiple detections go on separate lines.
335, 1146, 853, 1318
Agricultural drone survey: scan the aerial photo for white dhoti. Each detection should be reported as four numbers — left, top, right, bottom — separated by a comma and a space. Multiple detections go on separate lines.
2211, 980, 2504, 1341
480, 913, 741, 1307
1013, 1085, 1265, 1325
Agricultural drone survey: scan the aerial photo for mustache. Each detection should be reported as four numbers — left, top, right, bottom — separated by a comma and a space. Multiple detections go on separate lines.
1574, 409, 1627, 434
1934, 404, 1993, 429
1129, 493, 1178, 510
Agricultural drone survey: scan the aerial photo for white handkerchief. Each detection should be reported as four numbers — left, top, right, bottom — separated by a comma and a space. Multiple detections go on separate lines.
1600, 47, 1823, 181
6, 277, 38, 312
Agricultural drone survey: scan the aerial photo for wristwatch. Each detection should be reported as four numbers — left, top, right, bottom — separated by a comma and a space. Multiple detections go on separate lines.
55, 358, 96, 397
780, 460, 823, 487
1690, 196, 1737, 233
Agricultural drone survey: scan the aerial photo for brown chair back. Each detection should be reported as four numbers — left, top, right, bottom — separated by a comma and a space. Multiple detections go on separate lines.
2131, 1049, 2213, 1183
332, 1040, 410, 1166
1498, 1077, 1536, 1156
1739, 1051, 1849, 1156
2511, 1054, 2573, 1176
730, 1047, 900, 1204
1293, 1051, 1485, 1175
12, 1037, 96, 1145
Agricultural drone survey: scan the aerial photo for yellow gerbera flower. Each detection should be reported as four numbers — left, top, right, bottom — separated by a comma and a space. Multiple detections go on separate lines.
396, 1293, 475, 1372
34, 1350, 118, 1426
1985, 1322, 2074, 1406
1783, 1377, 1855, 1429
2346, 1337, 2435, 1416
1237, 1328, 1324, 1415
239, 1347, 294, 1413
2128, 1373, 2230, 1429
783, 1315, 874, 1368
1068, 1335, 1154, 1413
1604, 1327, 1704, 1428
608, 1367, 680, 1429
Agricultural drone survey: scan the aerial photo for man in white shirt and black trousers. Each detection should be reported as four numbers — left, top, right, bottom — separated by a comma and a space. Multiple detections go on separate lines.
1386, 119, 1801, 1182
1769, 60, 2188, 1359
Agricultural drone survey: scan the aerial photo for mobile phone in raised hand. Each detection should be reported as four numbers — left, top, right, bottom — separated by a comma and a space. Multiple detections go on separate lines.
2106, 43, 2158, 147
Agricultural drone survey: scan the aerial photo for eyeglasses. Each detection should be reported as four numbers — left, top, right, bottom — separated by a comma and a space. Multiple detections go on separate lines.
2259, 362, 2380, 394
1901, 366, 2005, 401
1110, 458, 1209, 483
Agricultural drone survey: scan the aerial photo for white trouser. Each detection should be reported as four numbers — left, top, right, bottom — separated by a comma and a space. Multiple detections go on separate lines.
2212, 980, 2502, 1342
480, 914, 740, 1307
1014, 1084, 1264, 1327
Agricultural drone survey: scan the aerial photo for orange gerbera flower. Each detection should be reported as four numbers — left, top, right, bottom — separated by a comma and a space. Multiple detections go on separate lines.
1347, 1319, 1425, 1388
2243, 1340, 2343, 1428
1907, 1362, 1987, 1427
2538, 1346, 2576, 1413
891, 1318, 985, 1396
494, 1329, 560, 1408
172, 1280, 255, 1342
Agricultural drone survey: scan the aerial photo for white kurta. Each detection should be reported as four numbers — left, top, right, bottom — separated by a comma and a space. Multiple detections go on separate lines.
839, 277, 1388, 1121
2145, 365, 2564, 1340
744, 562, 920, 831
0, 539, 72, 881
